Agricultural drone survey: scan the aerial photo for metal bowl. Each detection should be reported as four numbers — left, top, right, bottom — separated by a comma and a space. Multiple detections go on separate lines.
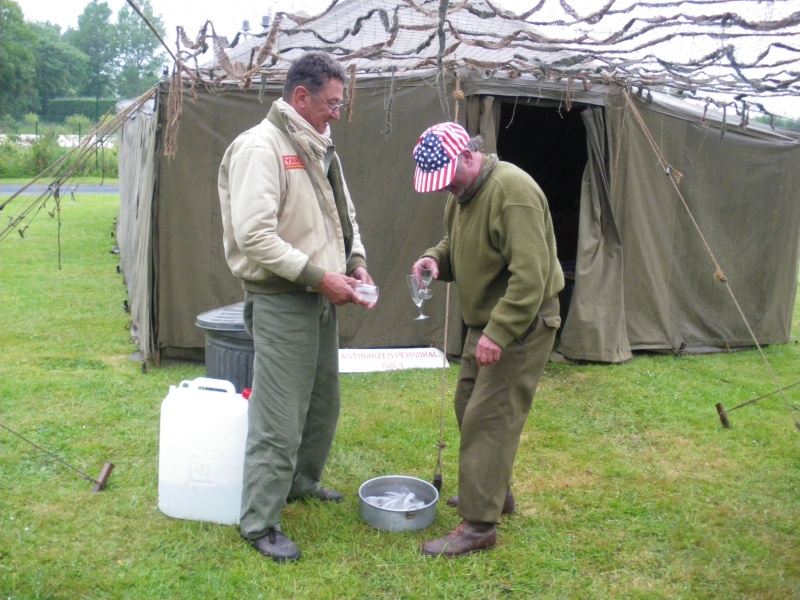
358, 475, 439, 532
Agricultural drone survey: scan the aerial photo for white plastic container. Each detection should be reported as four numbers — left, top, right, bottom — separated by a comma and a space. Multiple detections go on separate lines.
158, 377, 249, 525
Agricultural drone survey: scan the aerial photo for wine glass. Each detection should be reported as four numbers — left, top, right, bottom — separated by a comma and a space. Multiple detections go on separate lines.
407, 275, 429, 320
419, 267, 433, 299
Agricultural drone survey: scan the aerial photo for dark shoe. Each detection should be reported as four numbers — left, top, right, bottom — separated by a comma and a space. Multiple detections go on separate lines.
250, 529, 301, 562
286, 487, 343, 503
421, 519, 497, 557
446, 489, 516, 515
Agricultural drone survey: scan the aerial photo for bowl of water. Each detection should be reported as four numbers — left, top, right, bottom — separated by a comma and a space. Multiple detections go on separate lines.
358, 475, 438, 532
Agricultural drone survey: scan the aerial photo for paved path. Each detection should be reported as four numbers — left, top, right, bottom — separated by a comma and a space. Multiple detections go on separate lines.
0, 184, 119, 195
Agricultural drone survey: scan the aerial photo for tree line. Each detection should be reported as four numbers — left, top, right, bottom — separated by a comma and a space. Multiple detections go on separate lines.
0, 0, 166, 123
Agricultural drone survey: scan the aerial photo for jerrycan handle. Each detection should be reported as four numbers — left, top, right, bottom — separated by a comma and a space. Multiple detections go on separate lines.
179, 377, 236, 394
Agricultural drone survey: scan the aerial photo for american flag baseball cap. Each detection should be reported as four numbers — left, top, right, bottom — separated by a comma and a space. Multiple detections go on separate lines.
412, 122, 470, 193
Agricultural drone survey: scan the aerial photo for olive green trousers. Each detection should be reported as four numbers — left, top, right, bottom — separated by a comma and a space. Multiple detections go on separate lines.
240, 291, 340, 539
454, 295, 561, 524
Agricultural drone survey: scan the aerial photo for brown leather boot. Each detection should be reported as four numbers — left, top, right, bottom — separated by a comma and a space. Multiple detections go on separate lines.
446, 488, 516, 515
421, 519, 497, 557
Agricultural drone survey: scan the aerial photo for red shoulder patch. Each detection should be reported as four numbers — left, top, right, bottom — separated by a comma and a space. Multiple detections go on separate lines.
283, 155, 305, 170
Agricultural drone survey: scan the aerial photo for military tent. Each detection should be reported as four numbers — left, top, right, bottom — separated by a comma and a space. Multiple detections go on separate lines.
116, 0, 800, 365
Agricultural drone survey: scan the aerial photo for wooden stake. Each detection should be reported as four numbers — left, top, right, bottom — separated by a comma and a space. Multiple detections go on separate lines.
93, 462, 115, 493
715, 403, 731, 429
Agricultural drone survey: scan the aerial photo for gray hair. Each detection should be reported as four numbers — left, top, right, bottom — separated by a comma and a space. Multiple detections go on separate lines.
466, 135, 484, 152
283, 52, 347, 99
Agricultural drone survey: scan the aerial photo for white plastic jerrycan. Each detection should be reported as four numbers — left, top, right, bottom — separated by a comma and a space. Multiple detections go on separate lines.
158, 377, 249, 525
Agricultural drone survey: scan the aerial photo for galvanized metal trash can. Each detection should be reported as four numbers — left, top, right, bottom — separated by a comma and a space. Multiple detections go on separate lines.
195, 302, 254, 393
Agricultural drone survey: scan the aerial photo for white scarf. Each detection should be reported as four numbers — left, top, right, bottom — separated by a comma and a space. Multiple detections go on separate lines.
274, 98, 332, 160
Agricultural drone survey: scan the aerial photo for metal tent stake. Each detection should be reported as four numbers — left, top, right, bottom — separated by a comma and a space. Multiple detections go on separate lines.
715, 380, 800, 429
93, 462, 116, 492
715, 403, 732, 428
0, 421, 115, 492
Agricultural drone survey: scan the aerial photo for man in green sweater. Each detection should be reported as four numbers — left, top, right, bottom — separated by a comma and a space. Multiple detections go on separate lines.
411, 122, 564, 557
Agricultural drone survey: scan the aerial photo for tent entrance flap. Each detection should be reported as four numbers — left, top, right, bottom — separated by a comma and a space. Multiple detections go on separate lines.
488, 98, 632, 364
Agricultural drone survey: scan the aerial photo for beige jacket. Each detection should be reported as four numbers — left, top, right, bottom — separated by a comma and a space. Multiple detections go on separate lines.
218, 101, 366, 293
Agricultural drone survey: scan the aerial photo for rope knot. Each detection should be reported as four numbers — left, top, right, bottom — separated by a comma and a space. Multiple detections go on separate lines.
714, 269, 727, 283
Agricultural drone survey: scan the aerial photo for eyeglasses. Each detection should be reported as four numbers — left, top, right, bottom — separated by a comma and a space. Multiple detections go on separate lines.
311, 90, 345, 113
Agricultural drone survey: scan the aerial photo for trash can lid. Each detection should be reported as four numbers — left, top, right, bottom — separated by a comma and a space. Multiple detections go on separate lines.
196, 302, 246, 331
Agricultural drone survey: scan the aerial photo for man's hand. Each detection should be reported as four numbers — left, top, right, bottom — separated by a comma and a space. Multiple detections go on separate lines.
412, 257, 439, 280
351, 266, 374, 286
350, 266, 377, 308
476, 334, 502, 367
319, 267, 378, 308
319, 272, 361, 306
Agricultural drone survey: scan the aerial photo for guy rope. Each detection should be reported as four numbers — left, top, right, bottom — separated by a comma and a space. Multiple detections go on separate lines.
623, 89, 800, 432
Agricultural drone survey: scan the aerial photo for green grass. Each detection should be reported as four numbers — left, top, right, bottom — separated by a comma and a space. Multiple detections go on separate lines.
1, 191, 798, 599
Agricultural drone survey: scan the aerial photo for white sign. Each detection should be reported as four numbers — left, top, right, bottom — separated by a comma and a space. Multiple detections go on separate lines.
339, 347, 449, 373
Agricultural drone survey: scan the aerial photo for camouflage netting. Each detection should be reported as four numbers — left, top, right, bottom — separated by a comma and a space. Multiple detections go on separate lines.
170, 0, 800, 115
